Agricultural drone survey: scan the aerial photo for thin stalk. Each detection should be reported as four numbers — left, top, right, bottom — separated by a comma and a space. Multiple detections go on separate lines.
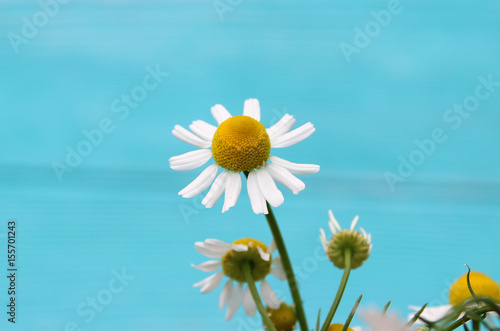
442, 306, 497, 331
320, 248, 352, 331
264, 203, 309, 331
242, 263, 278, 331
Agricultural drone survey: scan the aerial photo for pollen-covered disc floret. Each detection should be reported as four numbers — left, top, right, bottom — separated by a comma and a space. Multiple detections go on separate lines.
212, 116, 271, 172
265, 302, 297, 331
169, 98, 320, 214
319, 210, 372, 270
449, 271, 500, 305
192, 237, 286, 320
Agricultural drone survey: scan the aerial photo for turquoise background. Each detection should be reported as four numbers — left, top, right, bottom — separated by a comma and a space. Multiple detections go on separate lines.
1, 1, 500, 330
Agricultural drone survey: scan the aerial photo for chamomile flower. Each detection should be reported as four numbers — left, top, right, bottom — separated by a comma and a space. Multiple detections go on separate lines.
192, 238, 286, 320
169, 99, 319, 214
409, 271, 500, 323
319, 210, 372, 269
361, 309, 416, 331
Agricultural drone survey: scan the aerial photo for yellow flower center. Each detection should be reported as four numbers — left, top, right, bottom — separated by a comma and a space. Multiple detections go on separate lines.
266, 303, 297, 331
449, 271, 500, 305
222, 238, 271, 283
327, 324, 355, 331
211, 116, 271, 172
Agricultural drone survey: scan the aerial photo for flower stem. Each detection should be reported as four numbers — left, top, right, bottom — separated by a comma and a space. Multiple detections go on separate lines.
442, 306, 497, 331
320, 248, 352, 331
242, 262, 278, 331
264, 203, 309, 331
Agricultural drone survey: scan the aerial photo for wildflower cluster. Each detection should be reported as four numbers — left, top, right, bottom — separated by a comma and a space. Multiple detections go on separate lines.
169, 99, 498, 331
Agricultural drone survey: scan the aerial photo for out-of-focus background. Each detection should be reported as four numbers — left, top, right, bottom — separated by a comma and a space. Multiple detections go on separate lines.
1, 1, 500, 330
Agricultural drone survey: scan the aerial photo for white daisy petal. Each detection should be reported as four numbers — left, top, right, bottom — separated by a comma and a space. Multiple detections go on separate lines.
169, 149, 213, 171
202, 239, 232, 254
243, 98, 261, 121
243, 286, 257, 317
211, 104, 232, 125
266, 163, 305, 195
328, 210, 342, 232
189, 120, 217, 142
191, 260, 221, 272
271, 256, 286, 281
232, 244, 248, 252
219, 280, 233, 309
193, 270, 224, 294
271, 122, 315, 148
268, 239, 276, 254
172, 125, 212, 149
266, 114, 296, 140
256, 168, 284, 208
408, 304, 452, 323
194, 242, 226, 258
222, 172, 242, 213
257, 246, 270, 261
319, 228, 328, 253
269, 156, 320, 175
247, 170, 269, 214
226, 283, 244, 320
205, 239, 232, 251
202, 170, 230, 208
260, 280, 280, 309
178, 164, 218, 198
351, 215, 359, 230
359, 227, 368, 239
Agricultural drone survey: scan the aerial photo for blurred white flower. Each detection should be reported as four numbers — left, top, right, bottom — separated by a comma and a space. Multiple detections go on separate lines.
192, 238, 285, 320
361, 309, 416, 331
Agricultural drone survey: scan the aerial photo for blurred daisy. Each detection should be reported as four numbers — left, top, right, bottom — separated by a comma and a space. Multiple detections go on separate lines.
169, 98, 319, 214
192, 237, 286, 320
320, 210, 372, 269
361, 309, 416, 331
409, 271, 500, 323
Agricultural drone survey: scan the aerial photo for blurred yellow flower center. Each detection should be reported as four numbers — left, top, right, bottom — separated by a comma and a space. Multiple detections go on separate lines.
267, 303, 297, 331
449, 271, 500, 305
222, 238, 271, 283
211, 116, 271, 172
327, 324, 354, 331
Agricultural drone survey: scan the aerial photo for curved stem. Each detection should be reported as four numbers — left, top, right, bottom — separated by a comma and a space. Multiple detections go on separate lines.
242, 263, 278, 331
320, 248, 352, 331
264, 203, 309, 331
443, 306, 497, 331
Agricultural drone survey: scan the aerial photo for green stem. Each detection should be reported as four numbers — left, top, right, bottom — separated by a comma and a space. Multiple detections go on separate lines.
264, 203, 309, 331
472, 320, 480, 331
242, 263, 278, 331
320, 248, 352, 331
442, 306, 496, 331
